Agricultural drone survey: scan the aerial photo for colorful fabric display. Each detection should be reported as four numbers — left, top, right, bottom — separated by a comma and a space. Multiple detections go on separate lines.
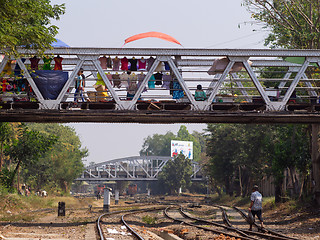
138, 58, 147, 70
164, 62, 170, 70
147, 57, 155, 71
112, 57, 120, 71
107, 56, 112, 68
99, 56, 108, 69
112, 73, 121, 88
154, 72, 163, 85
14, 58, 26, 77
128, 73, 138, 95
42, 56, 53, 70
172, 80, 184, 99
120, 72, 129, 88
54, 56, 63, 70
29, 56, 40, 70
129, 58, 138, 71
137, 73, 147, 93
162, 73, 172, 90
148, 74, 155, 89
121, 57, 129, 71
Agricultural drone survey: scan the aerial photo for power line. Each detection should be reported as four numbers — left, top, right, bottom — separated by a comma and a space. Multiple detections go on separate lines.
204, 31, 265, 48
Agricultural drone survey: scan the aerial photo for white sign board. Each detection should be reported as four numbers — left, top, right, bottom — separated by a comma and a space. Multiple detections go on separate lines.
171, 140, 193, 159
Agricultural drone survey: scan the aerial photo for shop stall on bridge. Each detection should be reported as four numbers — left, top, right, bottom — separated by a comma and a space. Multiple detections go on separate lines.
1, 47, 320, 114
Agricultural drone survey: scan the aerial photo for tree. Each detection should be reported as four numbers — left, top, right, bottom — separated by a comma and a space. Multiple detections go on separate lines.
206, 124, 242, 196
243, 0, 320, 49
0, 123, 13, 172
25, 123, 87, 193
158, 154, 192, 194
140, 131, 175, 156
5, 124, 57, 190
0, 0, 65, 55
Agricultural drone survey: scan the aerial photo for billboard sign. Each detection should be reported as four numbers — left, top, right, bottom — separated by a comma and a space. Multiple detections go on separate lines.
171, 140, 193, 159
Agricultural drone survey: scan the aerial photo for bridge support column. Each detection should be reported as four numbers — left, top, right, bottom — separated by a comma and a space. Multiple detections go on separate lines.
115, 189, 119, 205
103, 188, 112, 212
312, 124, 320, 205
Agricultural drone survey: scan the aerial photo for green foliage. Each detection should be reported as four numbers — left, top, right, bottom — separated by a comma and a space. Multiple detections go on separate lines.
0, 0, 65, 55
0, 167, 15, 192
158, 154, 193, 194
142, 215, 157, 225
25, 123, 87, 192
140, 125, 205, 162
5, 124, 57, 188
0, 123, 85, 193
140, 131, 175, 156
205, 124, 311, 198
243, 0, 320, 49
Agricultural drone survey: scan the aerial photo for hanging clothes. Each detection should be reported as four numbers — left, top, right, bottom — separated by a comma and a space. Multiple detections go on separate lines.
29, 56, 40, 70
172, 80, 184, 99
99, 56, 108, 69
162, 73, 172, 90
53, 56, 63, 70
164, 62, 170, 70
154, 72, 163, 85
128, 73, 138, 95
120, 71, 129, 88
129, 58, 138, 71
147, 57, 155, 71
138, 58, 147, 70
107, 56, 112, 68
137, 72, 147, 93
148, 74, 155, 89
42, 56, 53, 70
112, 57, 120, 71
14, 58, 26, 77
121, 57, 129, 71
112, 73, 121, 88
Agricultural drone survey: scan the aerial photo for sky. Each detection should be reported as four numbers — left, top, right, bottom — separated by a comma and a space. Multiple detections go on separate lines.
50, 0, 268, 165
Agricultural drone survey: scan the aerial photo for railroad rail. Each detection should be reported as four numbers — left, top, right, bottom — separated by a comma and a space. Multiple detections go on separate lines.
216, 205, 299, 240
232, 206, 299, 240
2, 48, 320, 123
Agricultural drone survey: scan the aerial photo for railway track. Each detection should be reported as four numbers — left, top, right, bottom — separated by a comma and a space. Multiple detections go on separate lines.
216, 205, 299, 240
97, 206, 167, 240
0, 197, 309, 240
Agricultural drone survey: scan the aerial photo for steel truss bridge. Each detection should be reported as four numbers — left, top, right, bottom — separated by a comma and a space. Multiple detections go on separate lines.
75, 156, 203, 182
2, 48, 320, 123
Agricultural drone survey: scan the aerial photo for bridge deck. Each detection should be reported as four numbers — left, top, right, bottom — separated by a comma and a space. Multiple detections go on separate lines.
1, 103, 320, 123
1, 47, 320, 123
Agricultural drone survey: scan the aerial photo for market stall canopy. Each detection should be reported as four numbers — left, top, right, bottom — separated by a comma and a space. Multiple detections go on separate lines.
51, 39, 70, 48
123, 31, 182, 46
207, 57, 252, 75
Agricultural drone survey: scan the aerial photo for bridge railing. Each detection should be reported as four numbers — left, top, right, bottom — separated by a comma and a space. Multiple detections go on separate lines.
1, 48, 320, 111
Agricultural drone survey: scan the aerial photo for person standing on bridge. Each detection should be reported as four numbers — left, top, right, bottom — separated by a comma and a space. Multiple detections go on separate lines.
248, 185, 264, 231
74, 68, 85, 104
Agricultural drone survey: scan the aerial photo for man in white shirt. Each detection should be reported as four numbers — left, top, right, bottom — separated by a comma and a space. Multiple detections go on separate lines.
248, 185, 264, 231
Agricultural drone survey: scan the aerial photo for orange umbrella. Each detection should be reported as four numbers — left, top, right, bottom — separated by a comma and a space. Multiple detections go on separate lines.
124, 31, 182, 46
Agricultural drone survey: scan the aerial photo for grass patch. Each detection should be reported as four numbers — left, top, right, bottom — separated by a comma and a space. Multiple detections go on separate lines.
142, 215, 157, 225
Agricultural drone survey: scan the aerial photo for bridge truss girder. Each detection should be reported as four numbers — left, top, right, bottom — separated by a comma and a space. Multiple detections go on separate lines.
75, 156, 204, 182
1, 48, 320, 114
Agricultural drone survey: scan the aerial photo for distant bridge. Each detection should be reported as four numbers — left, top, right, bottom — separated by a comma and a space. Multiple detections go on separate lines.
2, 48, 320, 123
75, 156, 204, 183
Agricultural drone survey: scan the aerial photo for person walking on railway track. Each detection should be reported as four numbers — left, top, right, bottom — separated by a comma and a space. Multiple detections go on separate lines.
248, 185, 264, 231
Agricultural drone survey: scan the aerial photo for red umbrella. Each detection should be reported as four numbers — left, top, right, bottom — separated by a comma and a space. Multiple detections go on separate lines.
123, 31, 182, 46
